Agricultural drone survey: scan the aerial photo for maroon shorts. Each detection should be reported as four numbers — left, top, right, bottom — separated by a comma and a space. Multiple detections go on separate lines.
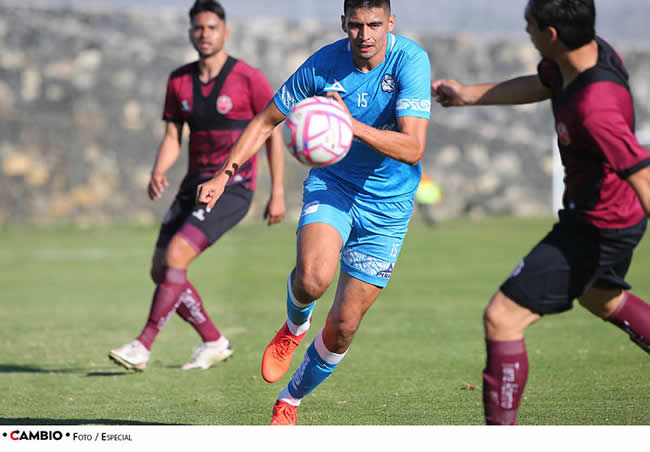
155, 175, 253, 253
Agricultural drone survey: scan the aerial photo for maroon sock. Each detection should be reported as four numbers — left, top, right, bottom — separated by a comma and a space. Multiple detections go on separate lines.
483, 338, 529, 425
137, 268, 188, 350
607, 292, 650, 354
176, 281, 221, 343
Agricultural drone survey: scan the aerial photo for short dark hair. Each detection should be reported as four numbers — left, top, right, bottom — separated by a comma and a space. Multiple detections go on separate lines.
528, 0, 595, 50
189, 0, 226, 23
344, 0, 391, 16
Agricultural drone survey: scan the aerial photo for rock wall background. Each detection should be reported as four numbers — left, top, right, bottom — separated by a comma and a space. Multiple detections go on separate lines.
1, 5, 650, 225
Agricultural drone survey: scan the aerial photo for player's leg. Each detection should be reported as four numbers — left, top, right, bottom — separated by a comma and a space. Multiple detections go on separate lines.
272, 271, 382, 425
483, 221, 593, 424
579, 288, 650, 353
176, 184, 253, 369
270, 195, 407, 425
483, 290, 540, 425
262, 222, 343, 384
578, 218, 650, 353
109, 194, 191, 371
262, 177, 352, 384
109, 235, 203, 371
137, 235, 201, 349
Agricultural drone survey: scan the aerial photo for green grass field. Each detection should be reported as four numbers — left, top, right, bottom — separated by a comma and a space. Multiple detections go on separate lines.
0, 217, 648, 426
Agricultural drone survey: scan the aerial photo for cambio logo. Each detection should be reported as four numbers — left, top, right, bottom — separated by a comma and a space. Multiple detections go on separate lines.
8, 430, 64, 440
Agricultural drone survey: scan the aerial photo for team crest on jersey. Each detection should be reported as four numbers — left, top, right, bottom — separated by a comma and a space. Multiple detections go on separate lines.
217, 95, 233, 114
556, 122, 571, 145
381, 74, 396, 93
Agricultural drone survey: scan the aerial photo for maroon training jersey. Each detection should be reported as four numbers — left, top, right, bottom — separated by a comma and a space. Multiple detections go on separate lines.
538, 37, 650, 229
162, 57, 274, 191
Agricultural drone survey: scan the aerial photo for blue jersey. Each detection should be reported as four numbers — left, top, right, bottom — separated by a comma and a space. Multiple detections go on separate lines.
274, 33, 431, 201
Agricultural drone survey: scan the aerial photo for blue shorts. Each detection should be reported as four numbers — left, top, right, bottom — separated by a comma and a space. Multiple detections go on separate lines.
298, 174, 414, 288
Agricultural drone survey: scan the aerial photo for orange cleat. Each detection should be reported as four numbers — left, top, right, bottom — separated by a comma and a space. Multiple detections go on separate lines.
271, 400, 298, 425
261, 322, 307, 383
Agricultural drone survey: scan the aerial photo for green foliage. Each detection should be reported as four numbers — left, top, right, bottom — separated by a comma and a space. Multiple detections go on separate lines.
0, 217, 648, 425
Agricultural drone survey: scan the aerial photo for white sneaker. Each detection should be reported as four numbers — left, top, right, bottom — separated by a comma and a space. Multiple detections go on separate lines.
108, 340, 150, 371
182, 336, 233, 370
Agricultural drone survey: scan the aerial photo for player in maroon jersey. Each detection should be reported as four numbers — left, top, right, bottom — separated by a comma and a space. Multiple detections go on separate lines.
432, 0, 650, 424
108, 0, 286, 371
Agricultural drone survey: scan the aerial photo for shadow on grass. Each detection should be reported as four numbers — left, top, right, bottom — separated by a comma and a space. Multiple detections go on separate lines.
0, 418, 179, 425
0, 364, 138, 377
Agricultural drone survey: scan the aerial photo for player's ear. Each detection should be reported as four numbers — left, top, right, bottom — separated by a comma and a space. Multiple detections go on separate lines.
224, 25, 230, 42
341, 15, 348, 33
387, 14, 395, 32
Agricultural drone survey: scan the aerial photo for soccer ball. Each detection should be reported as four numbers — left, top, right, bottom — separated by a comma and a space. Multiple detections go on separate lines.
282, 96, 354, 167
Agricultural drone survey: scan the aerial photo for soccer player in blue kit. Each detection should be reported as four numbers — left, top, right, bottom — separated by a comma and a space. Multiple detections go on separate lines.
197, 0, 431, 424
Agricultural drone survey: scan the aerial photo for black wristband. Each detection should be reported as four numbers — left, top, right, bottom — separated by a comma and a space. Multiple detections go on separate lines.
224, 163, 239, 178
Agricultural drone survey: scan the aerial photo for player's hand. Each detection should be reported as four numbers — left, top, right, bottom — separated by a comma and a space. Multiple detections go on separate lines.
196, 173, 228, 213
148, 172, 168, 200
325, 91, 357, 133
431, 79, 466, 107
264, 192, 286, 226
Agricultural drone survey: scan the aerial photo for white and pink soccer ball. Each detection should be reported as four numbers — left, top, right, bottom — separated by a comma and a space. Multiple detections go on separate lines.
282, 96, 354, 167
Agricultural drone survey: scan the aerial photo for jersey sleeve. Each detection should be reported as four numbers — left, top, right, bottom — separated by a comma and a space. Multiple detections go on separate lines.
249, 69, 275, 114
395, 49, 432, 119
273, 53, 318, 115
584, 110, 650, 178
162, 75, 182, 122
537, 58, 558, 88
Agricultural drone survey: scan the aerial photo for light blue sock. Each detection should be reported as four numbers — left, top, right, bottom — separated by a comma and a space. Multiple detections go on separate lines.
286, 273, 315, 335
287, 330, 346, 400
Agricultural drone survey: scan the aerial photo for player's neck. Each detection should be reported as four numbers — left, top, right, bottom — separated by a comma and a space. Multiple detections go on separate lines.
555, 40, 598, 89
198, 51, 229, 83
353, 51, 386, 73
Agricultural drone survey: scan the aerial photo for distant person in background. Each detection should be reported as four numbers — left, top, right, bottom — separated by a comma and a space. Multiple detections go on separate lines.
414, 171, 443, 226
197, 0, 431, 425
433, 0, 650, 424
109, 0, 286, 371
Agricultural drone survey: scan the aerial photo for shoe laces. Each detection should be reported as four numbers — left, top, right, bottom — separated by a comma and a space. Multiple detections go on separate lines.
274, 404, 297, 424
273, 335, 300, 359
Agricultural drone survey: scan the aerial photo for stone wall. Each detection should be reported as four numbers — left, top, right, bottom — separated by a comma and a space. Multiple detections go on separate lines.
1, 5, 649, 225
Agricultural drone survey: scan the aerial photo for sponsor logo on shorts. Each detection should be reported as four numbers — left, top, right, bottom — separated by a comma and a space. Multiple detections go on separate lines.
376, 263, 394, 279
192, 208, 206, 222
509, 259, 524, 278
341, 248, 395, 280
302, 201, 320, 216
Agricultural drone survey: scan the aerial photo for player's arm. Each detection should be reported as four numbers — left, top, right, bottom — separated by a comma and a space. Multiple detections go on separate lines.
432, 75, 550, 107
325, 92, 428, 166
263, 125, 287, 225
196, 102, 286, 212
149, 121, 183, 200
626, 166, 650, 217
357, 115, 429, 165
